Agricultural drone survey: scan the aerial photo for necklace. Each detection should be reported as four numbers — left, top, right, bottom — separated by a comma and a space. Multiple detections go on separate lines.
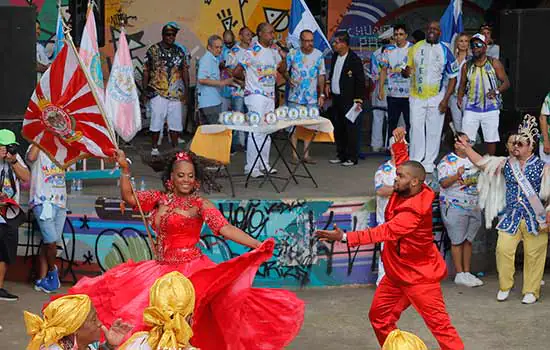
162, 193, 199, 211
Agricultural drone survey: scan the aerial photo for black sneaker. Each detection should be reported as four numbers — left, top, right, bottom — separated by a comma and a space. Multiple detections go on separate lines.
0, 288, 18, 301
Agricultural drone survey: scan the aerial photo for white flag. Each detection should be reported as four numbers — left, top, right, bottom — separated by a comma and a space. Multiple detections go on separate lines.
79, 3, 104, 101
105, 30, 141, 142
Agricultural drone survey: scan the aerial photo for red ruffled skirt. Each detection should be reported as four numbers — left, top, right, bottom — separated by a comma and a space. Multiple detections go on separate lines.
67, 239, 304, 349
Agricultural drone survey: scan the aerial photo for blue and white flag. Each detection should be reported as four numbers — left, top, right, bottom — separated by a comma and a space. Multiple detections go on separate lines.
440, 0, 463, 49
288, 0, 331, 54
52, 8, 65, 59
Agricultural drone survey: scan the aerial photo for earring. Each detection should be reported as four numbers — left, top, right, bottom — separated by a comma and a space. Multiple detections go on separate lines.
193, 181, 201, 192
165, 179, 174, 192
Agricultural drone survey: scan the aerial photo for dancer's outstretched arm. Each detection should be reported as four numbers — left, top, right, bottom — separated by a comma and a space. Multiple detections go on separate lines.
114, 149, 136, 207
202, 199, 261, 249
316, 208, 421, 247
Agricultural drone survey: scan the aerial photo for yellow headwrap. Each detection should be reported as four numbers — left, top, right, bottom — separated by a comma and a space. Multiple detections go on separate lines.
382, 329, 428, 350
143, 271, 196, 350
24, 294, 92, 350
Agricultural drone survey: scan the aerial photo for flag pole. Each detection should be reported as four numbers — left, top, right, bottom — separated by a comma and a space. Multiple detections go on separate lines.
64, 22, 157, 252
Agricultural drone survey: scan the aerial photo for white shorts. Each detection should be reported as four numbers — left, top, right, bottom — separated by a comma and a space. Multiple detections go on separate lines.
462, 109, 500, 143
149, 95, 183, 132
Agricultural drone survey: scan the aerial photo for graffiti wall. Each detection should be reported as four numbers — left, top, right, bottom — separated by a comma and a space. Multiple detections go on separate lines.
11, 194, 454, 289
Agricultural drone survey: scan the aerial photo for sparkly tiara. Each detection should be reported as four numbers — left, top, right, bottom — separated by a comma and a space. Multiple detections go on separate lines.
175, 151, 193, 162
517, 114, 539, 146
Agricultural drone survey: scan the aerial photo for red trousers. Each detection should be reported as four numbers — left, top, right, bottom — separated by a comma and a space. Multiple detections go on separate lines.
369, 276, 464, 350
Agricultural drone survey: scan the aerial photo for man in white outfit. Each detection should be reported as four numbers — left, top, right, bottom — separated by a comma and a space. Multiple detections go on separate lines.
403, 21, 458, 173
234, 23, 286, 178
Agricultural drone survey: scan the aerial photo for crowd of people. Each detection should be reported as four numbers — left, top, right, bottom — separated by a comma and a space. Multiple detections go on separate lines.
1, 16, 549, 349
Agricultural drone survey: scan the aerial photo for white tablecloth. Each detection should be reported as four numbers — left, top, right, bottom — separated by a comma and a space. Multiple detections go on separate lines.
199, 117, 334, 135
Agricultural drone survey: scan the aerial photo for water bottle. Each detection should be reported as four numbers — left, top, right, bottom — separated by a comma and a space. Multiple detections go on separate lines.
76, 179, 83, 191
139, 178, 146, 191
71, 179, 77, 192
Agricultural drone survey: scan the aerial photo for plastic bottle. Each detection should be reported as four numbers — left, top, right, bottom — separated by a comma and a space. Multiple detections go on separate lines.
76, 179, 83, 191
71, 179, 77, 192
139, 178, 146, 191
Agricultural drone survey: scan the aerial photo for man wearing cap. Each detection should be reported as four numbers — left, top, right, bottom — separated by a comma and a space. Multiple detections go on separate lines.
403, 21, 459, 173
142, 22, 189, 156
0, 130, 30, 301
480, 24, 500, 59
457, 33, 509, 156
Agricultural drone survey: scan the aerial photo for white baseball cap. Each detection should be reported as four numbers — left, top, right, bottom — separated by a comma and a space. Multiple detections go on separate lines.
470, 33, 486, 44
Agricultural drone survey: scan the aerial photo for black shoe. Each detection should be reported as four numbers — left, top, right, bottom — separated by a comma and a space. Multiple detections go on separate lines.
0, 288, 18, 301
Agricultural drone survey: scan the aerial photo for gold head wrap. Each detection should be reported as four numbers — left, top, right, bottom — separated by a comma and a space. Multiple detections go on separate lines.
382, 329, 428, 350
24, 294, 92, 350
143, 271, 196, 349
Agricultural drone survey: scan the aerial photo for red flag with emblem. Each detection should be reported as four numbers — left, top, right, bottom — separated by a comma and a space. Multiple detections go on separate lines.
22, 41, 116, 169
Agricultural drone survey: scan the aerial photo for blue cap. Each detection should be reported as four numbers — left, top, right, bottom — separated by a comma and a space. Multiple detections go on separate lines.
163, 21, 180, 33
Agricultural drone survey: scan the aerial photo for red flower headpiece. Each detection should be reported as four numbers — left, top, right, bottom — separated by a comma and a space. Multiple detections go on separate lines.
175, 151, 193, 163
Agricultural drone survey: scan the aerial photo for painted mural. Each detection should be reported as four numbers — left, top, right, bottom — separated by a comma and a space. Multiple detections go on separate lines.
13, 195, 454, 289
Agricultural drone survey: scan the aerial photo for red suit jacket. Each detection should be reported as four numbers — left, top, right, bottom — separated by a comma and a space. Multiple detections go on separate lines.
347, 141, 447, 285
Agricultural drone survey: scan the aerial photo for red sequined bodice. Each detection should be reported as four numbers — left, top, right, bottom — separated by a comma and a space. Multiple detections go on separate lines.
134, 190, 229, 263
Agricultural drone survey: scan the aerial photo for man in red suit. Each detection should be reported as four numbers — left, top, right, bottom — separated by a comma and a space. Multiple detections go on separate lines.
316, 127, 464, 350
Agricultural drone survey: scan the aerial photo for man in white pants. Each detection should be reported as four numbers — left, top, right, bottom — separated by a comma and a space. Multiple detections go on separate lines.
403, 21, 458, 173
234, 23, 286, 178
368, 45, 388, 152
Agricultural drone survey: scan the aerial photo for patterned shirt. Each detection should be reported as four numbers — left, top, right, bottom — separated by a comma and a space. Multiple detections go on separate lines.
240, 42, 282, 99
540, 92, 550, 145
374, 160, 396, 225
286, 48, 326, 105
464, 58, 501, 112
144, 43, 187, 101
223, 44, 246, 98
497, 156, 546, 234
437, 152, 479, 210
407, 40, 458, 99
380, 42, 412, 98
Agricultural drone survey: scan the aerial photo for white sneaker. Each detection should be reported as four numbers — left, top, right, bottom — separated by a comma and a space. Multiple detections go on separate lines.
249, 170, 264, 178
261, 167, 278, 174
541, 280, 545, 286
341, 160, 357, 167
522, 293, 537, 304
151, 148, 160, 156
497, 289, 510, 302
464, 272, 484, 287
329, 159, 343, 164
454, 273, 477, 287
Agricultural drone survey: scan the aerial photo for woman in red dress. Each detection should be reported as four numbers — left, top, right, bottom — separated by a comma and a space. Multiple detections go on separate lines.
67, 150, 305, 350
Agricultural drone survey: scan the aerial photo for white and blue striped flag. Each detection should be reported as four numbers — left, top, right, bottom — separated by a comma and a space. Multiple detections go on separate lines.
288, 0, 331, 54
52, 8, 65, 59
440, 0, 463, 49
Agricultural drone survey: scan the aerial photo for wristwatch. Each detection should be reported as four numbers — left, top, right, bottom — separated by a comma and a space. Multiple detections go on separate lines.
341, 232, 347, 243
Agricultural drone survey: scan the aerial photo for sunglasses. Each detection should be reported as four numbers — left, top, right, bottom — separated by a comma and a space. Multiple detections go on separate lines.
512, 141, 526, 147
163, 32, 177, 37
470, 41, 485, 49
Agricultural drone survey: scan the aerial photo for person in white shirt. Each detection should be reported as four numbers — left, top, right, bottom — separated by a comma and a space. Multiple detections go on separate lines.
403, 21, 459, 173
325, 31, 366, 166
378, 24, 413, 140
233, 23, 287, 178
448, 33, 470, 132
373, 136, 401, 285
480, 23, 500, 59
539, 92, 550, 163
27, 145, 67, 294
36, 20, 50, 81
437, 132, 483, 288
